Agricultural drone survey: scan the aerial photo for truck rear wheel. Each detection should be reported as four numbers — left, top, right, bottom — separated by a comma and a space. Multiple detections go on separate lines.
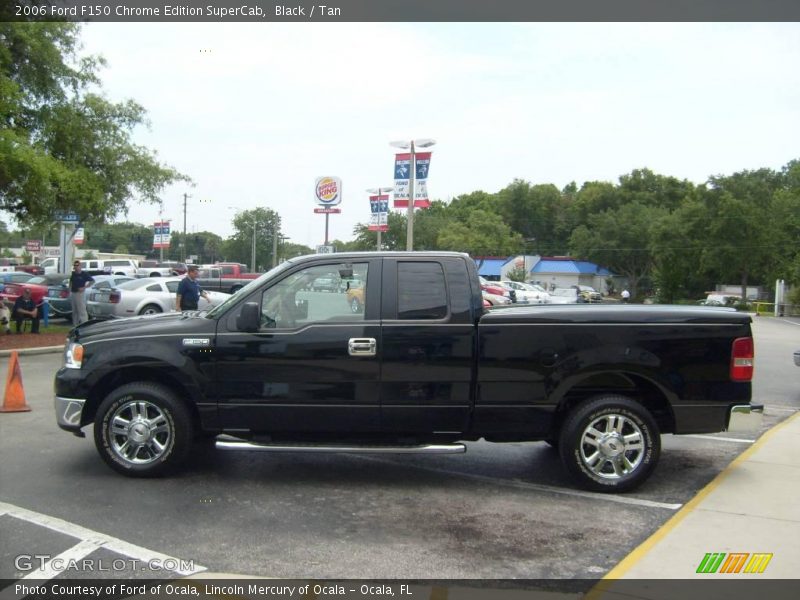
93, 382, 193, 477
559, 395, 660, 492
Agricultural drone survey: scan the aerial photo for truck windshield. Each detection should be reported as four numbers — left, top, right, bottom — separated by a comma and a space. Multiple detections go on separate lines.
204, 261, 294, 319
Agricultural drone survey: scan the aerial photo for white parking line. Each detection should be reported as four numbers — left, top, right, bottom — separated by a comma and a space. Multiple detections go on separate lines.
0, 501, 205, 577
682, 434, 755, 443
350, 455, 683, 511
21, 539, 101, 581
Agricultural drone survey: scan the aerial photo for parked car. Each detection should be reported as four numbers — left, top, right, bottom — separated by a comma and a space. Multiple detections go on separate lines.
0, 272, 36, 284
39, 257, 60, 274
86, 276, 229, 319
345, 280, 365, 313
136, 261, 187, 278
573, 285, 602, 303
482, 291, 511, 306
703, 293, 741, 307
311, 274, 339, 293
479, 276, 514, 303
196, 267, 255, 294
500, 280, 551, 304
15, 264, 45, 275
0, 274, 57, 307
81, 275, 137, 319
99, 259, 139, 277
549, 288, 583, 304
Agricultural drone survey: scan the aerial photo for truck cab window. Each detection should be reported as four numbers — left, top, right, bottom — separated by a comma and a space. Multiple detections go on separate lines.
259, 262, 369, 329
397, 262, 448, 320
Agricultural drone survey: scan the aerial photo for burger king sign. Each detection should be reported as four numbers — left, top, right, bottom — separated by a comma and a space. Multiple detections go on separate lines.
314, 177, 342, 207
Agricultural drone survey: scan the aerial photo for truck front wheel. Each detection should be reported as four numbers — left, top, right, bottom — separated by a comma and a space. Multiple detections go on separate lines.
93, 382, 194, 477
559, 395, 660, 492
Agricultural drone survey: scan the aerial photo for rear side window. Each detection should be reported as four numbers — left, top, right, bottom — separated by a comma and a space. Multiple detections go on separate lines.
222, 266, 234, 275
397, 262, 447, 320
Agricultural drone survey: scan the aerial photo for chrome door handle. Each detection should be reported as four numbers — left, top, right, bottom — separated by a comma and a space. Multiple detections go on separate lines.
348, 338, 376, 356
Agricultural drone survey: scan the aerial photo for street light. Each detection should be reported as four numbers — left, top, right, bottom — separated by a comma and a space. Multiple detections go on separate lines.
389, 138, 436, 251
366, 187, 394, 251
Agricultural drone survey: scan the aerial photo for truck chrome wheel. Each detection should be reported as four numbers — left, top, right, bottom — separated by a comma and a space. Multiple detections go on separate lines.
94, 382, 193, 477
559, 395, 660, 492
108, 400, 172, 465
579, 414, 644, 479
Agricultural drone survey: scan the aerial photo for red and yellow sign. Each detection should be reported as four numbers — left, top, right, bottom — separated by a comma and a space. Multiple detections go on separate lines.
314, 177, 342, 206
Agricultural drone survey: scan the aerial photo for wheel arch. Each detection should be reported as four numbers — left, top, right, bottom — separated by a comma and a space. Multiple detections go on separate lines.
81, 367, 203, 432
550, 370, 676, 438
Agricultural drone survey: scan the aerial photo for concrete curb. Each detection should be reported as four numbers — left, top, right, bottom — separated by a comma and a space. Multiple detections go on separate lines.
0, 346, 64, 358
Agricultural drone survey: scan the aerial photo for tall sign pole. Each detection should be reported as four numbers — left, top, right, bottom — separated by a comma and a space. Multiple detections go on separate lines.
314, 176, 342, 251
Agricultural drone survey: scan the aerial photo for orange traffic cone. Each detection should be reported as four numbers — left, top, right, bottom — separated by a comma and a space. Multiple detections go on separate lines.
1, 351, 31, 412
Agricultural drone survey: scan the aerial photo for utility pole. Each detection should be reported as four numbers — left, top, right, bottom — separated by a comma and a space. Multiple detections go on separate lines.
389, 139, 435, 251
182, 193, 190, 261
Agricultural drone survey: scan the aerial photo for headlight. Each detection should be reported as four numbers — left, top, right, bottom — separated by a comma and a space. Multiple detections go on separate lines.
64, 342, 84, 369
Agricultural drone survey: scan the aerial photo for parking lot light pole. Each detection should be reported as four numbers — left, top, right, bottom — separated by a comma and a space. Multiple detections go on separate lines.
389, 138, 436, 251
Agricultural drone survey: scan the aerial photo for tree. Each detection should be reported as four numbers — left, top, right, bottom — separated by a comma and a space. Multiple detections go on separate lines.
696, 168, 785, 300
224, 208, 281, 270
570, 203, 667, 298
437, 209, 522, 259
0, 23, 188, 226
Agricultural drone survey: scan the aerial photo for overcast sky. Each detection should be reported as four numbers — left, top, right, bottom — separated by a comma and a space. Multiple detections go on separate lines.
43, 23, 800, 248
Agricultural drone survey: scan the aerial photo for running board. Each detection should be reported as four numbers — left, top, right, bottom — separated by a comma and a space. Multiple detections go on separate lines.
215, 440, 467, 454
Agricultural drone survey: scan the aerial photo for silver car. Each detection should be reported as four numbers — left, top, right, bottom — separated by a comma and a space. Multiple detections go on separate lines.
86, 277, 229, 319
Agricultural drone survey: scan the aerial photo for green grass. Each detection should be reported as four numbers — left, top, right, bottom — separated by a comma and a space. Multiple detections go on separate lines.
40, 323, 74, 334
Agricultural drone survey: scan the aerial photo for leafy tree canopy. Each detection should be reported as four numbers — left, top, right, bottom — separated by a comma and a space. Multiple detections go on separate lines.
0, 23, 188, 226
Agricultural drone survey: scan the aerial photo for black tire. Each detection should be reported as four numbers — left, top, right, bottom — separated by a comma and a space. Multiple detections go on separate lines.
93, 382, 194, 477
230, 285, 242, 294
558, 395, 660, 493
139, 304, 162, 316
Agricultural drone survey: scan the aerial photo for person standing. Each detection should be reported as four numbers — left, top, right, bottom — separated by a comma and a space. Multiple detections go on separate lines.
69, 260, 94, 325
12, 288, 40, 333
176, 265, 209, 311
621, 289, 631, 303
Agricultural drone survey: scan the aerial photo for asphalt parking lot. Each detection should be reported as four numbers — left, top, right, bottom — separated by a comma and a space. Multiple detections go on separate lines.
0, 316, 798, 582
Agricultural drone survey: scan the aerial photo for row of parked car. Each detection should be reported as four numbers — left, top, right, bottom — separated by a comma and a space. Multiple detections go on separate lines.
479, 277, 603, 307
0, 265, 235, 322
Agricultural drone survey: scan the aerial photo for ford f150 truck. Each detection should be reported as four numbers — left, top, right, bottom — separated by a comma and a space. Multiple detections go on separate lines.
54, 252, 761, 492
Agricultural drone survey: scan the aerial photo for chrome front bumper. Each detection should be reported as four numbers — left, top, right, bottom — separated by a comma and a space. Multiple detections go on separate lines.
55, 396, 85, 431
727, 404, 764, 433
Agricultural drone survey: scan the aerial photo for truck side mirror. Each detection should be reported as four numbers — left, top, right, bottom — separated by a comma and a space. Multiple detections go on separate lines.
236, 302, 260, 332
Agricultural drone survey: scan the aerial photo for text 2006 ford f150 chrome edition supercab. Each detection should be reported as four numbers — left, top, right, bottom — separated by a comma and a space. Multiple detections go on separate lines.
55, 252, 762, 492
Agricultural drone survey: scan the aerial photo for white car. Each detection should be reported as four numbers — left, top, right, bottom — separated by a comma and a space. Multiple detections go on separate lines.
549, 288, 582, 304
500, 280, 551, 304
86, 276, 229, 319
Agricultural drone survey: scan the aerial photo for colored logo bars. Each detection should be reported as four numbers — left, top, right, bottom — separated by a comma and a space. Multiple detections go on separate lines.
368, 194, 389, 232
153, 221, 171, 249
696, 552, 773, 574
393, 152, 432, 208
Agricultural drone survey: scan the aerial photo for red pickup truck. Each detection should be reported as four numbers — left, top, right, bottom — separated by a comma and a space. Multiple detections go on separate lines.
213, 263, 260, 280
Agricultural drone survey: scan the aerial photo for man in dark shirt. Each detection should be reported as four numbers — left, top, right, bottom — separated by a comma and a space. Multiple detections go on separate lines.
176, 265, 209, 311
12, 288, 40, 334
69, 260, 95, 325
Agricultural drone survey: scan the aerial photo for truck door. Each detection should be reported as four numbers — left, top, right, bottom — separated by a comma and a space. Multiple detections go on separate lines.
379, 257, 476, 434
213, 258, 382, 433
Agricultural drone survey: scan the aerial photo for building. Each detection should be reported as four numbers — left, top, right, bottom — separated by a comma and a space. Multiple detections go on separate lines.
530, 256, 617, 293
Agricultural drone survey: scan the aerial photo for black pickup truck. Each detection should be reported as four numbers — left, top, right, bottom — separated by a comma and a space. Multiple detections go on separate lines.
55, 252, 761, 492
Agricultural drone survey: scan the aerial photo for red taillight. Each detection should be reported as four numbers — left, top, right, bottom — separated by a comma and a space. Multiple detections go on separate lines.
109, 292, 120, 304
731, 337, 754, 381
